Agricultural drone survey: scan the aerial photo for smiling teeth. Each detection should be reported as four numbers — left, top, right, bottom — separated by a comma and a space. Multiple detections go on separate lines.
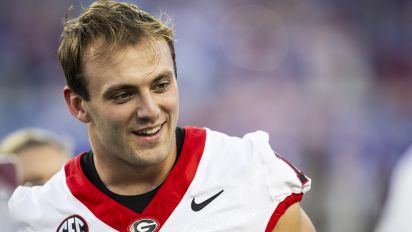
135, 125, 161, 136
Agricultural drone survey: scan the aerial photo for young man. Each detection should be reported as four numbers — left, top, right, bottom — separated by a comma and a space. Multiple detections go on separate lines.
8, 1, 315, 231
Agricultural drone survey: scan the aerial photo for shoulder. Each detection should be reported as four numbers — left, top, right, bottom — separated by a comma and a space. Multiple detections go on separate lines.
8, 168, 68, 228
203, 127, 270, 158
204, 127, 284, 161
200, 128, 311, 195
202, 128, 267, 170
185, 127, 312, 230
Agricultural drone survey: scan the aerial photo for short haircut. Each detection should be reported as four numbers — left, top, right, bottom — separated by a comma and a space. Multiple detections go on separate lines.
58, 0, 176, 100
0, 128, 72, 156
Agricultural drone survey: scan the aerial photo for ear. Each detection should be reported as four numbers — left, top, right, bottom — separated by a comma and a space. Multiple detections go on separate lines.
63, 86, 91, 123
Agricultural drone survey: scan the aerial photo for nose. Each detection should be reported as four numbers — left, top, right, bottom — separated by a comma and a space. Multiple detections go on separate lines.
136, 92, 160, 123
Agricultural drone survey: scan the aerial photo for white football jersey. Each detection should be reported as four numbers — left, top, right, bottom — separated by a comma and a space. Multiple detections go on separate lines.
9, 127, 311, 232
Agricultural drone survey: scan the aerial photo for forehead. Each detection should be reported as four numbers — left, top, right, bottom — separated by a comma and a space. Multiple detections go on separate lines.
17, 145, 68, 184
82, 37, 174, 83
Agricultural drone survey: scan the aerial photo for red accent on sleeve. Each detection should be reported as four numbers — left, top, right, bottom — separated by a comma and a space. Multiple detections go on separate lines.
264, 193, 303, 232
275, 153, 309, 186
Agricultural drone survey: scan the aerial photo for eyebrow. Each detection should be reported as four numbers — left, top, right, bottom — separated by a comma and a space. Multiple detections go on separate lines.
151, 70, 174, 83
102, 84, 136, 99
102, 70, 175, 99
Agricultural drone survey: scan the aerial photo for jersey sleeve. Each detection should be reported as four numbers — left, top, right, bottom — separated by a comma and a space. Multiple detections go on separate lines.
8, 170, 74, 231
8, 186, 35, 230
243, 130, 311, 204
243, 131, 311, 231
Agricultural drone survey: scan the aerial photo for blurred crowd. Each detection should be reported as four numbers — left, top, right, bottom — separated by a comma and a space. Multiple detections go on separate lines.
1, 0, 412, 231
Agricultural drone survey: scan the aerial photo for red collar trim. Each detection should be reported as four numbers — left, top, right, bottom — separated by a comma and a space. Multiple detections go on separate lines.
65, 127, 206, 231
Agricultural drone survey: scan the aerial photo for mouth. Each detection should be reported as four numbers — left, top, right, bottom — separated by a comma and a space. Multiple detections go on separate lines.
132, 122, 165, 137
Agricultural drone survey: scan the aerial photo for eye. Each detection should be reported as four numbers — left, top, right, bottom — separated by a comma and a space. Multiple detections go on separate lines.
112, 91, 133, 103
153, 81, 170, 93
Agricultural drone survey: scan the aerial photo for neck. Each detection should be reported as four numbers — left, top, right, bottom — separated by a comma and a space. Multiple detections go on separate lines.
90, 142, 177, 196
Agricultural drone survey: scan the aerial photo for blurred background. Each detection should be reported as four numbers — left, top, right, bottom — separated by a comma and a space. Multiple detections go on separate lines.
1, 0, 412, 231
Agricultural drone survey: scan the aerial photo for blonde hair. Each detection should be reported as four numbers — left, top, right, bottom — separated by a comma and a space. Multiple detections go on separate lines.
0, 128, 72, 156
58, 0, 176, 100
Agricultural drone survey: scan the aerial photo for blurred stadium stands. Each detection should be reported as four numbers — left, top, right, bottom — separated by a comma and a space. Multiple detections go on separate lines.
1, 0, 412, 231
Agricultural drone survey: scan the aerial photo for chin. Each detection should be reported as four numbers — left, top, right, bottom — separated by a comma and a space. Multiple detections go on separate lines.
130, 146, 170, 166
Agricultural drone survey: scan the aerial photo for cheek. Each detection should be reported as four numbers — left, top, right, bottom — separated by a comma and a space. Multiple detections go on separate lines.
162, 98, 179, 122
107, 108, 132, 121
163, 87, 179, 115
93, 104, 135, 129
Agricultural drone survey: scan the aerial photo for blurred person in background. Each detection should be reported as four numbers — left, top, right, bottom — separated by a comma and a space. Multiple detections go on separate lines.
0, 154, 18, 232
0, 128, 71, 186
7, 1, 314, 231
375, 145, 412, 232
0, 128, 71, 232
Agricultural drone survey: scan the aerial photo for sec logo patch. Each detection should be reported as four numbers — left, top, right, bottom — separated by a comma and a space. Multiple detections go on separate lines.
57, 215, 88, 232
129, 218, 158, 232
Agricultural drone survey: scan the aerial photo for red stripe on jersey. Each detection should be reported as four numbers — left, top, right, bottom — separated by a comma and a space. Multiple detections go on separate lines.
264, 193, 303, 232
64, 127, 206, 231
275, 153, 309, 186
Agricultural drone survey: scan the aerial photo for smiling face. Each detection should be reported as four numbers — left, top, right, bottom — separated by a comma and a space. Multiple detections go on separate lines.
68, 38, 179, 169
